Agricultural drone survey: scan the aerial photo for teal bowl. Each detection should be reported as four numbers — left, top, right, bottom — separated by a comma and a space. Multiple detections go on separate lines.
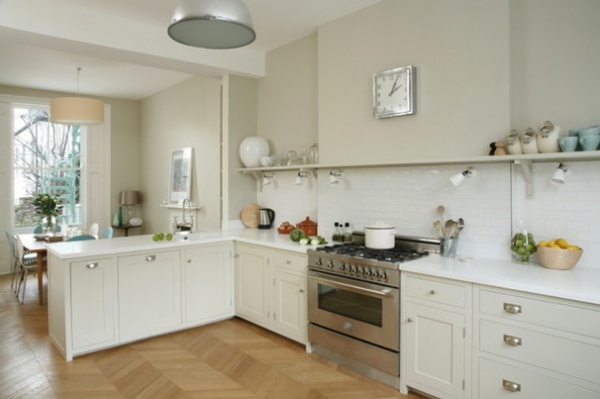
559, 136, 579, 152
569, 125, 600, 137
579, 134, 600, 151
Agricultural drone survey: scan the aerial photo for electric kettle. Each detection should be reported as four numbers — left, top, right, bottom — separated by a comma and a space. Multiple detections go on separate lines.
258, 208, 275, 229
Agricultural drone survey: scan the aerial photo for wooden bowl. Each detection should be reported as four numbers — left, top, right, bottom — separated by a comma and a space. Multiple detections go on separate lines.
536, 245, 583, 270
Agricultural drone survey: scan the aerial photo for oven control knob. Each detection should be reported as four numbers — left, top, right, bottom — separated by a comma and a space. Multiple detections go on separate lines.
350, 265, 357, 273
364, 268, 371, 277
315, 258, 322, 266
342, 321, 353, 332
357, 266, 364, 274
339, 263, 346, 271
326, 260, 334, 268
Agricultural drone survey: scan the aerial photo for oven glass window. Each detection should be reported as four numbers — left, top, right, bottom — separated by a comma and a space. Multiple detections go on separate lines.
317, 283, 382, 327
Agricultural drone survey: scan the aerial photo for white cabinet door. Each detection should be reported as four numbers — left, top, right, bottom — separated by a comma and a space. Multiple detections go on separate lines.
405, 302, 466, 399
71, 258, 116, 350
118, 250, 182, 341
183, 243, 233, 324
234, 244, 270, 327
272, 268, 307, 343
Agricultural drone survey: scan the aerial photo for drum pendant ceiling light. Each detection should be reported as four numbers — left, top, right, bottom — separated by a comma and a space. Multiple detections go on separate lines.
168, 0, 256, 49
50, 67, 104, 126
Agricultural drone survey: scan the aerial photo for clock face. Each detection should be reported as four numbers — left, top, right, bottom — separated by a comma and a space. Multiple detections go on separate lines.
373, 65, 415, 119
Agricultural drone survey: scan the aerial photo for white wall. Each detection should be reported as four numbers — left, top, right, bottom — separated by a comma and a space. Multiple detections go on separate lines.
318, 0, 510, 165
255, 0, 600, 270
140, 76, 221, 233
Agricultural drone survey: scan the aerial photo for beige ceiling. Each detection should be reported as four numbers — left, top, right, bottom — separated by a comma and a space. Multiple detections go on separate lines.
0, 0, 381, 100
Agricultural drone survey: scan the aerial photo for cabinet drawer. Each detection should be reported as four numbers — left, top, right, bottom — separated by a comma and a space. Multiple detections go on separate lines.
479, 319, 600, 384
405, 275, 466, 309
478, 357, 599, 399
271, 250, 307, 273
479, 288, 600, 339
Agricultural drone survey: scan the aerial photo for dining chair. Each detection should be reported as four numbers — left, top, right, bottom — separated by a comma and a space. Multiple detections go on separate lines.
102, 226, 114, 239
15, 235, 38, 304
88, 223, 99, 237
66, 234, 97, 242
5, 232, 38, 293
33, 224, 62, 234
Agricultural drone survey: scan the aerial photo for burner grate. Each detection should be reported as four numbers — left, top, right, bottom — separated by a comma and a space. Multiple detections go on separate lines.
316, 244, 428, 264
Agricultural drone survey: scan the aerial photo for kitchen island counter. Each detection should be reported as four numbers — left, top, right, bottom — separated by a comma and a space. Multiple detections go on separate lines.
401, 254, 600, 306
46, 228, 310, 260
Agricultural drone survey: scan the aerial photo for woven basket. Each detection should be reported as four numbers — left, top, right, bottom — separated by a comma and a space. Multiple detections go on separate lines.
537, 245, 583, 270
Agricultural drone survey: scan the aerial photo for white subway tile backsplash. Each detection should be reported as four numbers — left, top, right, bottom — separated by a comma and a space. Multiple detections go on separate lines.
257, 160, 599, 269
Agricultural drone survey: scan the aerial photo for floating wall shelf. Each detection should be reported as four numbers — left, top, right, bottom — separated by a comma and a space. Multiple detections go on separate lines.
238, 152, 600, 198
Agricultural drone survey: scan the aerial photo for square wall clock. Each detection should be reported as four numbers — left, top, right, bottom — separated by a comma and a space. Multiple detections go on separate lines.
373, 65, 415, 119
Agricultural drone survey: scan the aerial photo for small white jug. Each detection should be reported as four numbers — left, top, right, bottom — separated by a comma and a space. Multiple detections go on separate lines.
521, 128, 539, 154
537, 121, 561, 153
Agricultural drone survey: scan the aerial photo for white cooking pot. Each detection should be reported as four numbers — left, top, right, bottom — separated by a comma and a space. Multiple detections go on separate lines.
364, 221, 396, 249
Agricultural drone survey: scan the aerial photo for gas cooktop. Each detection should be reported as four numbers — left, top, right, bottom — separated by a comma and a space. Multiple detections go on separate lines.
314, 244, 429, 264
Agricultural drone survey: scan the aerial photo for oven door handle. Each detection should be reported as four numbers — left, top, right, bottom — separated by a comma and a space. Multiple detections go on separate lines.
312, 276, 394, 297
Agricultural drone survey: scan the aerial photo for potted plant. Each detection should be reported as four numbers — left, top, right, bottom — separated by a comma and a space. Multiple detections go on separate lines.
32, 193, 63, 235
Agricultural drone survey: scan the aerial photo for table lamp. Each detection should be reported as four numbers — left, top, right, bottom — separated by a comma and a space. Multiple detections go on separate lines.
120, 190, 141, 224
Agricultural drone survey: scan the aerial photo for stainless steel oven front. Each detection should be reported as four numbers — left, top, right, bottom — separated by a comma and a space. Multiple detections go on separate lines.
308, 269, 399, 351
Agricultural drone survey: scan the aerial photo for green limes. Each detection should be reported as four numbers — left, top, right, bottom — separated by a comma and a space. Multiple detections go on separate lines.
152, 232, 170, 242
511, 232, 536, 263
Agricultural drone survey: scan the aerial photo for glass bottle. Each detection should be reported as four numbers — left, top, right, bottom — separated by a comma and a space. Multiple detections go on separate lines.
332, 222, 341, 243
343, 222, 353, 243
308, 143, 319, 164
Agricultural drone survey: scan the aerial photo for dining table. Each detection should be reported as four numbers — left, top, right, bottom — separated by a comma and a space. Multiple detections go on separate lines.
18, 233, 63, 305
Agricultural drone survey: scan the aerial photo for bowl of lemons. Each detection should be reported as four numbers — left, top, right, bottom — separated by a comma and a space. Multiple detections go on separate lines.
537, 238, 583, 270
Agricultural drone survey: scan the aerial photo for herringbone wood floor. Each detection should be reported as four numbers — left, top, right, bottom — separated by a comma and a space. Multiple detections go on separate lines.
0, 274, 426, 399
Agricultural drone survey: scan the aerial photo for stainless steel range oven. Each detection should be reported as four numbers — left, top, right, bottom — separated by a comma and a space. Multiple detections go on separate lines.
307, 233, 439, 389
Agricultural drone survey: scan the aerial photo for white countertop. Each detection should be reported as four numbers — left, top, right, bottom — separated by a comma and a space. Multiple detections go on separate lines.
47, 228, 600, 306
46, 228, 311, 260
401, 254, 600, 306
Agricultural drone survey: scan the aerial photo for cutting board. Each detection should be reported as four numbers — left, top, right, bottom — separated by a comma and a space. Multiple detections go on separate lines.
240, 204, 261, 228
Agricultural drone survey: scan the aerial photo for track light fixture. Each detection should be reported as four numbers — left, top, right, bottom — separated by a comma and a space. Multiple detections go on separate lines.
329, 169, 344, 186
295, 171, 308, 186
450, 167, 476, 187
262, 172, 274, 186
551, 163, 568, 185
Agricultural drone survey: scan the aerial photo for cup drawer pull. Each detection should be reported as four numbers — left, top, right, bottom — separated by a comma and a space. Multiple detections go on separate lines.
145, 255, 156, 262
503, 334, 522, 346
503, 302, 522, 314
86, 262, 99, 269
502, 379, 521, 392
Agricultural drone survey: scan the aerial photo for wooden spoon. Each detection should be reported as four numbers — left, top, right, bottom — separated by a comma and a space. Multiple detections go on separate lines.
433, 221, 444, 238
436, 205, 446, 236
455, 218, 465, 238
445, 219, 456, 239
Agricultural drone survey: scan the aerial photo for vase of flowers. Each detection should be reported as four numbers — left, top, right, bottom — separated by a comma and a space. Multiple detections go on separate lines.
32, 193, 63, 235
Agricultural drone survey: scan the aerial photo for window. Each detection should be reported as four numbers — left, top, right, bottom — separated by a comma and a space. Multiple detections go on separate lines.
12, 104, 85, 230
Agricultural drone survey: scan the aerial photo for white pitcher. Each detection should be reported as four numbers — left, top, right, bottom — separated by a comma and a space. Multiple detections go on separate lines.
506, 129, 523, 154
521, 128, 539, 154
537, 120, 561, 153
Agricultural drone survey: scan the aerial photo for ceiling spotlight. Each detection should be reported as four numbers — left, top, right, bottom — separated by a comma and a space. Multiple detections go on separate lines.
551, 163, 568, 185
168, 0, 256, 49
262, 173, 274, 186
450, 167, 476, 187
329, 169, 344, 186
295, 171, 308, 186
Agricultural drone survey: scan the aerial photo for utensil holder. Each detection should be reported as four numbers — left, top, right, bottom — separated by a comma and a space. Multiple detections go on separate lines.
441, 239, 458, 257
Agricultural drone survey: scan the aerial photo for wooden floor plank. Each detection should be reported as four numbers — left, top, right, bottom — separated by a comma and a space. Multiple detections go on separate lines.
0, 274, 425, 399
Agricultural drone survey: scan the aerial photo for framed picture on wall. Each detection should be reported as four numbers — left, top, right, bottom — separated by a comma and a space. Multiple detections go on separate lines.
169, 147, 193, 205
